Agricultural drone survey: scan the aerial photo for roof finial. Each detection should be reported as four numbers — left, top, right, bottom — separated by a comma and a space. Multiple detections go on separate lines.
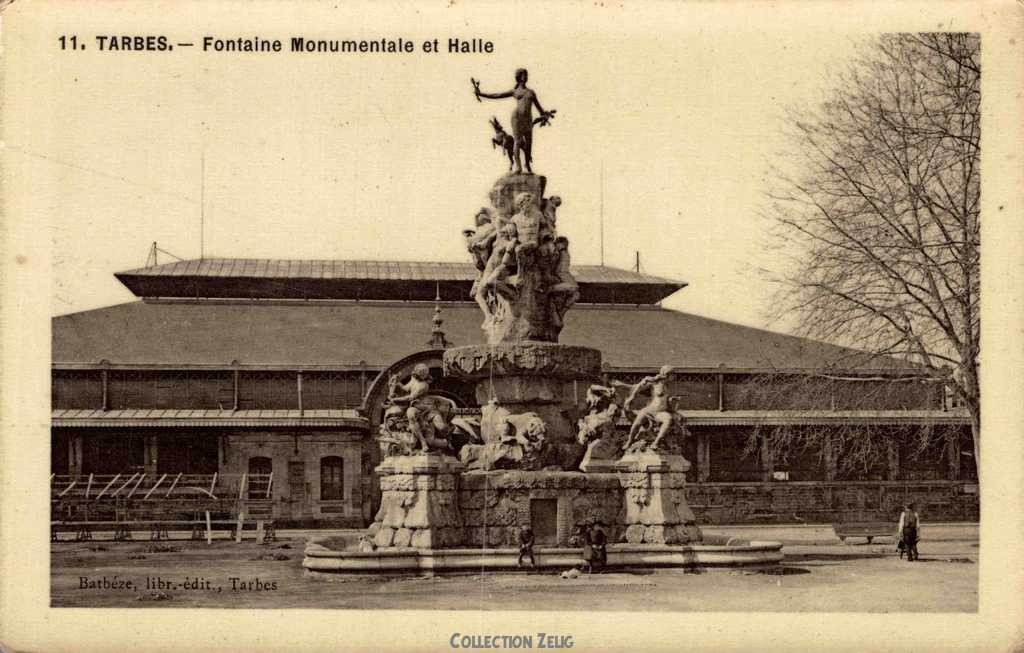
428, 282, 450, 349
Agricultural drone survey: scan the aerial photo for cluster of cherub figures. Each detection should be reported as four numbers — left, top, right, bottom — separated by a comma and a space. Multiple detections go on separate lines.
577, 365, 689, 459
379, 363, 687, 466
463, 193, 579, 335
377, 364, 547, 471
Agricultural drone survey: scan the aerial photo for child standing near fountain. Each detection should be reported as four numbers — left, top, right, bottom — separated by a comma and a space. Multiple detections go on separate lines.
517, 524, 536, 568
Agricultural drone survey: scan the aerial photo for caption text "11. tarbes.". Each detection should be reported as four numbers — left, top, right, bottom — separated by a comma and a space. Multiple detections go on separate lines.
58, 35, 495, 55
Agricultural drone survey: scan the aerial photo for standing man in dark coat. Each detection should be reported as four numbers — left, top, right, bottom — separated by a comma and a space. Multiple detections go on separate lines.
897, 503, 921, 561
574, 522, 594, 574
590, 522, 608, 572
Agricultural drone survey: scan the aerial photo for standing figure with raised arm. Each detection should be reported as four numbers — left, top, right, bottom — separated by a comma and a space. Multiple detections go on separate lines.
472, 69, 555, 174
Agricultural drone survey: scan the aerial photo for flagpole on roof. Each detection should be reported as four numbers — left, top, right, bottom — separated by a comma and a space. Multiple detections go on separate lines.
200, 150, 205, 261
599, 160, 605, 267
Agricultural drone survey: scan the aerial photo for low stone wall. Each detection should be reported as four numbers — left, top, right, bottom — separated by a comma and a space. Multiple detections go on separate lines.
459, 471, 624, 547
301, 478, 977, 529
685, 481, 979, 524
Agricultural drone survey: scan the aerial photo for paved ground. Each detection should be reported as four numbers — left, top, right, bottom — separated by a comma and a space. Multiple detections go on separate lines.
50, 524, 978, 611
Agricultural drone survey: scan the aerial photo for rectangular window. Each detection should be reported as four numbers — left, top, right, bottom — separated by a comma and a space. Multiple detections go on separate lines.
320, 457, 344, 500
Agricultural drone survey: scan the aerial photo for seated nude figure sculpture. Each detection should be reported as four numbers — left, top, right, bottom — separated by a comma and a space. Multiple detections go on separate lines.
614, 365, 675, 452
385, 364, 450, 453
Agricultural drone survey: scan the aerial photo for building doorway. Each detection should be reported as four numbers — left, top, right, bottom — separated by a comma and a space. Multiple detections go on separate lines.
288, 461, 306, 519
530, 498, 558, 545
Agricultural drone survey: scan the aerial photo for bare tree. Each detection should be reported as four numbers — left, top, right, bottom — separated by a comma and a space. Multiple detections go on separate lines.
739, 371, 961, 481
759, 34, 980, 477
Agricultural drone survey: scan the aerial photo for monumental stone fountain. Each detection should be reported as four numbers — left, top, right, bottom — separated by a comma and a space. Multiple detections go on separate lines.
304, 71, 783, 574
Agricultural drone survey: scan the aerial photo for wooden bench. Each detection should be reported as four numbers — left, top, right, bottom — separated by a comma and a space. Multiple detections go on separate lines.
833, 522, 896, 543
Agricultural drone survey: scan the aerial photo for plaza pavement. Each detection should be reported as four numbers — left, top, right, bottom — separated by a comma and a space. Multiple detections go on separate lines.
50, 523, 978, 612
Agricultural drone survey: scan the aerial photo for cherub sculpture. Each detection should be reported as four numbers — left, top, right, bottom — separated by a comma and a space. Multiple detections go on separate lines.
472, 68, 556, 174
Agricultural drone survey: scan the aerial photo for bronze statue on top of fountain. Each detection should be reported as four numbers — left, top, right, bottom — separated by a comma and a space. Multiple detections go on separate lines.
472, 69, 556, 175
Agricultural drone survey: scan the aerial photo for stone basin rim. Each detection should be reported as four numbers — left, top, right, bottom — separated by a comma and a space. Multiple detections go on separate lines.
302, 539, 785, 574
305, 539, 785, 558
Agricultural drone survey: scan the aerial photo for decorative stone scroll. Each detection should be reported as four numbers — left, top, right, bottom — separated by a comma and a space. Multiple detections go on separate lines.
442, 342, 601, 381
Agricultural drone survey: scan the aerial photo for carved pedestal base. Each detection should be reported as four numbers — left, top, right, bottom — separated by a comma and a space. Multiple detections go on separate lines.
443, 343, 601, 470
458, 471, 623, 547
616, 452, 703, 545
370, 454, 465, 549
489, 173, 546, 221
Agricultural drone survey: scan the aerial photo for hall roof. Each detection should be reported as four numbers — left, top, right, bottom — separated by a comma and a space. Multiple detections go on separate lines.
52, 299, 916, 373
114, 258, 686, 305
51, 408, 367, 428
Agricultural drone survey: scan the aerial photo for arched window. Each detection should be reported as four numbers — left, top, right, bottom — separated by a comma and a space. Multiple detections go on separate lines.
247, 456, 273, 500
320, 456, 344, 501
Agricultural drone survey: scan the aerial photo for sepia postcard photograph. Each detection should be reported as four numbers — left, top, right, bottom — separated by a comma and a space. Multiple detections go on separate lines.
2, 1, 1022, 651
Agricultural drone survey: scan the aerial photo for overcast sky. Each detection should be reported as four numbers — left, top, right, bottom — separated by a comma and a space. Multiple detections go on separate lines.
14, 4, 862, 333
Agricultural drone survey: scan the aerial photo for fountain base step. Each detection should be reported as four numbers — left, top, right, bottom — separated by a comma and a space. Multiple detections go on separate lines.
303, 537, 783, 575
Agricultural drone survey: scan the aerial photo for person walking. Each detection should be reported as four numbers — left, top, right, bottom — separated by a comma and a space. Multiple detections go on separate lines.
897, 503, 921, 562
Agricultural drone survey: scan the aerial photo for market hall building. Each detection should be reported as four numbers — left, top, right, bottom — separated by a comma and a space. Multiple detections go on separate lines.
51, 258, 977, 527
